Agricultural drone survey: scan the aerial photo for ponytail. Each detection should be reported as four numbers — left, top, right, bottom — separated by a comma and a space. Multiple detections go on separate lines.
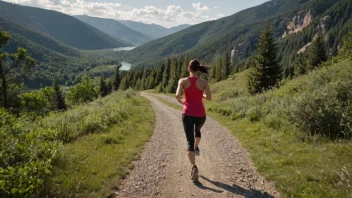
188, 59, 209, 74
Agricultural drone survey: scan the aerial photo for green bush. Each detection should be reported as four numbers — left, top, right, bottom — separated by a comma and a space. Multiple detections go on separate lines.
247, 106, 263, 122
0, 108, 61, 197
281, 82, 352, 138
1, 90, 139, 197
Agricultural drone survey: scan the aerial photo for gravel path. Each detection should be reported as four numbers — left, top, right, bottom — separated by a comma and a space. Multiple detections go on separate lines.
116, 93, 279, 198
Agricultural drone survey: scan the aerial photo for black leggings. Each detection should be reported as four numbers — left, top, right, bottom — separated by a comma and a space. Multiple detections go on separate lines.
182, 114, 206, 152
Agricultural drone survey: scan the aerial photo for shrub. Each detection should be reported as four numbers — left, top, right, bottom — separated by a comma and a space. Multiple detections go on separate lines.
281, 83, 352, 138
247, 106, 263, 122
0, 108, 61, 197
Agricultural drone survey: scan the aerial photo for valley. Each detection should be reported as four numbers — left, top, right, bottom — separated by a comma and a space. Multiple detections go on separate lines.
0, 0, 351, 197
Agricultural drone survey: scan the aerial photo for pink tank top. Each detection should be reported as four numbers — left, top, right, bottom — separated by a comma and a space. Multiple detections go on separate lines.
182, 77, 206, 117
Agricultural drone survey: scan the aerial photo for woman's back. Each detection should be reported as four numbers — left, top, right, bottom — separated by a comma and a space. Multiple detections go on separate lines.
182, 77, 206, 117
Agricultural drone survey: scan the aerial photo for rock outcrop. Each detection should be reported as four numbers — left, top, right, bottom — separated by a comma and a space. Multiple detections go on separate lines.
282, 10, 312, 38
230, 41, 251, 63
317, 15, 331, 34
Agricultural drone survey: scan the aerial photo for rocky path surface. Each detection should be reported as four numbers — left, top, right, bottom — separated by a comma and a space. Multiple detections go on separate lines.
116, 93, 279, 198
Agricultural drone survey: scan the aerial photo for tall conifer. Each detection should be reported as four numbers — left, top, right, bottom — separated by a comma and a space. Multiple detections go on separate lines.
248, 22, 281, 94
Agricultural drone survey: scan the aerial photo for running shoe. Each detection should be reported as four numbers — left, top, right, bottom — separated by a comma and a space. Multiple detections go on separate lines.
191, 166, 199, 181
195, 147, 200, 156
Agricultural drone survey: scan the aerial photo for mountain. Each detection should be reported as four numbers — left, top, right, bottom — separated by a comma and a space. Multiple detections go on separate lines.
118, 20, 191, 39
122, 0, 352, 72
0, 0, 127, 50
168, 24, 191, 34
75, 15, 153, 46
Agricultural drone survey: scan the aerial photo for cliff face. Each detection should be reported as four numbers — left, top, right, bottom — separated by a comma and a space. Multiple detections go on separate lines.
230, 40, 252, 63
282, 10, 312, 38
297, 15, 332, 54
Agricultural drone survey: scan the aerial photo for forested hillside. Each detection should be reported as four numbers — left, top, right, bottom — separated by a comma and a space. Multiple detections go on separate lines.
0, 1, 128, 88
75, 15, 153, 46
0, 0, 127, 50
123, 0, 352, 72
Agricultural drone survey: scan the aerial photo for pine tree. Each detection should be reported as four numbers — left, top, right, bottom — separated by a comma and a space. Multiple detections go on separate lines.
248, 22, 281, 94
215, 57, 221, 82
107, 80, 113, 94
52, 80, 67, 111
0, 29, 35, 109
119, 76, 128, 90
166, 59, 178, 93
154, 64, 164, 86
181, 56, 189, 78
162, 58, 171, 89
99, 76, 108, 97
221, 53, 230, 80
113, 63, 122, 91
307, 34, 327, 69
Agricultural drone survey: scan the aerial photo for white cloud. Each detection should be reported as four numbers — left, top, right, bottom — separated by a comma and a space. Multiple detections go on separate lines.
214, 6, 220, 9
192, 2, 209, 11
3, 0, 218, 27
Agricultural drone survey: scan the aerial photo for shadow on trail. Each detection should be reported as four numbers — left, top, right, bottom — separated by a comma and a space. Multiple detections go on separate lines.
196, 175, 274, 198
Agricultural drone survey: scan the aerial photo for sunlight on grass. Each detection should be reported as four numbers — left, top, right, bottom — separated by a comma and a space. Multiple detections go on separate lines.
45, 96, 155, 197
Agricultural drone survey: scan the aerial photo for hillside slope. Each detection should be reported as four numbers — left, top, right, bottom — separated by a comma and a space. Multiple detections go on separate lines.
0, 0, 127, 50
75, 15, 153, 46
123, 0, 352, 71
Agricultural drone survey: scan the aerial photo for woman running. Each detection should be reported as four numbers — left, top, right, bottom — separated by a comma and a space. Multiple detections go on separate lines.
175, 59, 212, 181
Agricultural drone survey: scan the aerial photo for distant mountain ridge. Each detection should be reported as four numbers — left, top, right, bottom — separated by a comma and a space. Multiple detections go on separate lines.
74, 15, 153, 46
118, 20, 191, 39
0, 0, 127, 50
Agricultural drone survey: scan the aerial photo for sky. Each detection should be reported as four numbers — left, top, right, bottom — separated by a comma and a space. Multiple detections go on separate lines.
4, 0, 269, 28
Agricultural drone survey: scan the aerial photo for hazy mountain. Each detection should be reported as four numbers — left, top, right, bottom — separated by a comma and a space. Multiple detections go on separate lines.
75, 15, 154, 46
0, 0, 127, 50
123, 0, 352, 71
118, 20, 191, 39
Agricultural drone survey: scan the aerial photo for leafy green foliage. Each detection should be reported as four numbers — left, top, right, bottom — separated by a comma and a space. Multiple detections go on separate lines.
0, 108, 61, 197
67, 77, 98, 105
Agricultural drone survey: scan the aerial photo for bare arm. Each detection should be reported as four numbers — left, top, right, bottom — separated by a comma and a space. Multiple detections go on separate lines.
203, 82, 212, 101
176, 79, 184, 105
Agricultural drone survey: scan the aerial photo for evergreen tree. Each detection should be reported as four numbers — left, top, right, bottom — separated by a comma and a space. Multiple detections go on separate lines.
99, 76, 108, 97
248, 22, 281, 94
107, 80, 113, 94
307, 34, 327, 69
221, 53, 230, 80
52, 80, 67, 111
0, 29, 35, 109
166, 59, 178, 93
181, 57, 189, 78
154, 64, 164, 86
113, 63, 122, 91
215, 57, 221, 82
119, 76, 128, 91
162, 58, 171, 89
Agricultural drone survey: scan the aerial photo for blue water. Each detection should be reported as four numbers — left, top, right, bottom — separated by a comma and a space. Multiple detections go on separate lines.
113, 47, 136, 51
120, 61, 132, 71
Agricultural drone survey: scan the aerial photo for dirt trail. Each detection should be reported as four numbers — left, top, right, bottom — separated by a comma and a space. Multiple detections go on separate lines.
116, 93, 279, 198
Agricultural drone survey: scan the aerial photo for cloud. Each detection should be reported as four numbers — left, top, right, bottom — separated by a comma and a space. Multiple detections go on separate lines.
192, 2, 209, 11
3, 0, 218, 27
214, 6, 220, 9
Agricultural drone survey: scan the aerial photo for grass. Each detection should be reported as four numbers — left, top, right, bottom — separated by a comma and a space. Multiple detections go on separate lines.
152, 60, 352, 197
43, 93, 155, 197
